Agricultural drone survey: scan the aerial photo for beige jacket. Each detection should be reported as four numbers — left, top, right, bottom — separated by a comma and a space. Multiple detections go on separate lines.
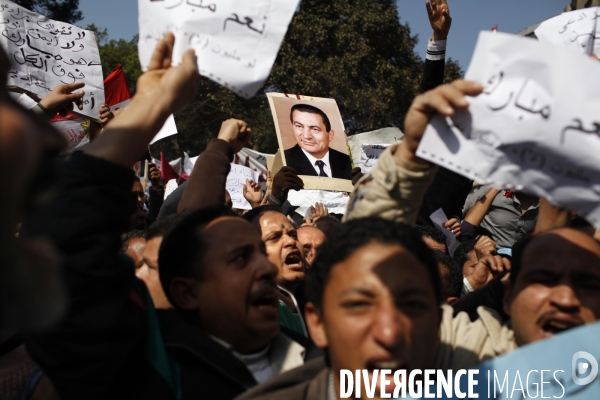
436, 304, 517, 370
344, 143, 438, 225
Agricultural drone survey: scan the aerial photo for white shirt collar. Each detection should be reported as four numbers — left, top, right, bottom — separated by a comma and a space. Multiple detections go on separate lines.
301, 148, 331, 176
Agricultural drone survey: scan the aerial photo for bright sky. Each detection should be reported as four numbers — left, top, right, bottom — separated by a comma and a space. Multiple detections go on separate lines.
79, 0, 570, 71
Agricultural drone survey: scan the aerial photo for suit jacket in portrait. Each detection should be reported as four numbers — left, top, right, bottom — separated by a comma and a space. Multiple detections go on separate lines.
283, 144, 352, 180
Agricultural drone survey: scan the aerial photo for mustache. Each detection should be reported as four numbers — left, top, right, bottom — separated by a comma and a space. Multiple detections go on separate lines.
248, 281, 277, 303
536, 309, 585, 326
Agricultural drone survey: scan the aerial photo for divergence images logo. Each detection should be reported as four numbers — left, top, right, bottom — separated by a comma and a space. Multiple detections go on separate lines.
572, 351, 598, 386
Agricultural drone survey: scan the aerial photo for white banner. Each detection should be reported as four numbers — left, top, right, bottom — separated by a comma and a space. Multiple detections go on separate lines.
417, 31, 600, 228
0, 1, 104, 119
138, 0, 299, 99
347, 127, 403, 168
227, 163, 260, 210
359, 144, 391, 174
535, 7, 600, 57
287, 189, 349, 217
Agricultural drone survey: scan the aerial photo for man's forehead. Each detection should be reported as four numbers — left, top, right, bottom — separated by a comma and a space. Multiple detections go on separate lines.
260, 211, 293, 228
523, 229, 600, 271
292, 110, 325, 125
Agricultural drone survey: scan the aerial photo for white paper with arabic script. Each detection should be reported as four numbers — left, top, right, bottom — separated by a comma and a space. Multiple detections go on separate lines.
0, 1, 104, 119
416, 31, 600, 228
535, 7, 600, 57
138, 0, 299, 99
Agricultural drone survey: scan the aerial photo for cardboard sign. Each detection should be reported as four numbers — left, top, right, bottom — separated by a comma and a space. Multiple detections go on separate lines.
0, 1, 105, 119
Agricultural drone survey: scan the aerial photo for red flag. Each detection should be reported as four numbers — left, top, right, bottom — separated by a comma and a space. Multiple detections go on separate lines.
103, 64, 131, 106
160, 152, 180, 186
492, 25, 498, 32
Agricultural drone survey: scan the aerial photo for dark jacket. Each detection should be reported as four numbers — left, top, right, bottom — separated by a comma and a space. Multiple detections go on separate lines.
284, 144, 352, 180
417, 57, 474, 226
236, 358, 329, 400
21, 152, 315, 400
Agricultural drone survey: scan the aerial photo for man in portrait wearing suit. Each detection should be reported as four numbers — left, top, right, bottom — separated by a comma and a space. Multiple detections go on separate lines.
283, 104, 353, 180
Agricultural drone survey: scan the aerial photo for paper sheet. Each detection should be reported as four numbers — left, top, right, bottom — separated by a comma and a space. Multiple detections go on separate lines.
347, 127, 404, 167
535, 7, 600, 57
138, 0, 299, 99
0, 1, 105, 119
429, 208, 459, 257
417, 31, 600, 229
150, 115, 178, 144
359, 144, 391, 174
287, 190, 350, 217
226, 163, 260, 210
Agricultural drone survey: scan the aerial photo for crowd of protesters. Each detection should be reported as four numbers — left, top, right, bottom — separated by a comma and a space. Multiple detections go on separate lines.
1, 0, 600, 399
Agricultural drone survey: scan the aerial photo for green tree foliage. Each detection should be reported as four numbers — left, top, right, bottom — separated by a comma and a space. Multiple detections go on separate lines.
85, 24, 142, 96
13, 0, 83, 24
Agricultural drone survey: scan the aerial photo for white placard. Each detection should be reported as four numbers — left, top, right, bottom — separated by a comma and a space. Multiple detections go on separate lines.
150, 114, 178, 144
287, 189, 349, 217
138, 0, 299, 99
347, 127, 404, 167
535, 7, 600, 57
227, 163, 260, 210
416, 31, 600, 228
0, 1, 104, 119
429, 208, 459, 257
359, 144, 390, 173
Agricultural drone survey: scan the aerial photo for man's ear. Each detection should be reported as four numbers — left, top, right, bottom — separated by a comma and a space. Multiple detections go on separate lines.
446, 296, 459, 305
169, 277, 200, 310
305, 302, 328, 349
328, 130, 334, 144
502, 279, 513, 317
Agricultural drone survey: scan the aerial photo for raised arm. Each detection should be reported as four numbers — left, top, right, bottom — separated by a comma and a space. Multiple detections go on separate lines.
85, 33, 200, 168
463, 186, 502, 227
178, 118, 251, 212
421, 0, 452, 93
345, 80, 483, 223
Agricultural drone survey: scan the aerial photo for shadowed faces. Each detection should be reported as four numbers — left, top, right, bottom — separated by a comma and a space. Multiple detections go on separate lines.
505, 228, 600, 346
305, 242, 441, 400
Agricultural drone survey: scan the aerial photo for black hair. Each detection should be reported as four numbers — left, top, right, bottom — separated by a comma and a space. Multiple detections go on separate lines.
306, 218, 442, 310
242, 204, 284, 224
416, 224, 446, 245
120, 230, 145, 253
509, 235, 534, 286
133, 175, 141, 183
433, 251, 463, 299
290, 104, 331, 132
453, 238, 477, 269
158, 205, 238, 308
313, 215, 342, 236
145, 213, 189, 240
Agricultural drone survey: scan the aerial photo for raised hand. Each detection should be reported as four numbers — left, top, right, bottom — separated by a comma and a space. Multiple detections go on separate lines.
135, 32, 200, 116
426, 0, 452, 41
39, 82, 85, 116
217, 118, 251, 154
99, 104, 112, 126
304, 202, 329, 226
270, 166, 304, 204
443, 217, 461, 237
243, 179, 262, 208
148, 162, 162, 187
397, 80, 483, 166
467, 254, 511, 291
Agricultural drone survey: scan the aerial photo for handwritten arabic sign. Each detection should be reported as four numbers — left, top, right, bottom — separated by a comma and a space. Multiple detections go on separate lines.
138, 0, 300, 99
417, 31, 600, 229
535, 7, 600, 57
227, 164, 260, 210
359, 144, 390, 173
0, 1, 104, 119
